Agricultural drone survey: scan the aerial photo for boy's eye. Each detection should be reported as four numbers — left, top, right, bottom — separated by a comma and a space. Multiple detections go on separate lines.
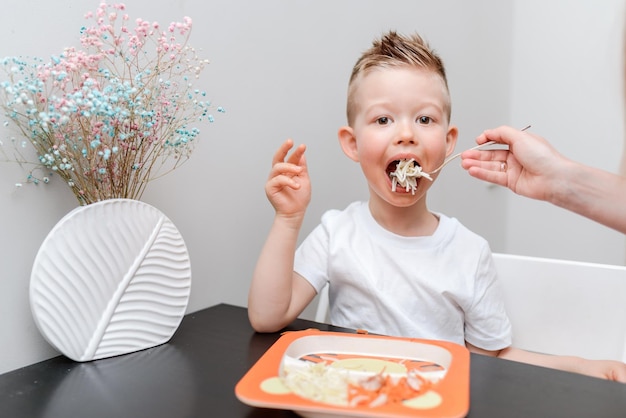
376, 116, 390, 125
418, 116, 431, 124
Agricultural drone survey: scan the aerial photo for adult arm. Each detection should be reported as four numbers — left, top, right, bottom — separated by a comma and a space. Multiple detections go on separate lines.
461, 125, 626, 234
467, 342, 626, 383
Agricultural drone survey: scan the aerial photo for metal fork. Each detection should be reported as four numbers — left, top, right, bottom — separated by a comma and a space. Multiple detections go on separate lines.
427, 125, 531, 175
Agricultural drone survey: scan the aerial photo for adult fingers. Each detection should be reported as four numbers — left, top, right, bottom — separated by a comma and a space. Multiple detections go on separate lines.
477, 125, 528, 146
462, 148, 509, 162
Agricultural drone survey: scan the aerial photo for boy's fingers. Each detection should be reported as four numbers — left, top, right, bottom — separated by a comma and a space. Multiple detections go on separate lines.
286, 143, 306, 165
269, 162, 302, 178
266, 174, 302, 195
271, 139, 294, 166
271, 139, 307, 168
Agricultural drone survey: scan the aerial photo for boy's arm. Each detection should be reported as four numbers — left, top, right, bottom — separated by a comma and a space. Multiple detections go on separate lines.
248, 215, 316, 332
467, 343, 626, 383
248, 139, 315, 332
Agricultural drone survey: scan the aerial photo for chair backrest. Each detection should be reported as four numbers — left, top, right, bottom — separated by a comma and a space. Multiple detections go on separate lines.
493, 252, 626, 362
315, 252, 626, 362
314, 283, 330, 324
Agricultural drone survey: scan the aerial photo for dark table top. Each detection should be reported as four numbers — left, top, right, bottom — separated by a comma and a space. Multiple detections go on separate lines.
1, 303, 625, 418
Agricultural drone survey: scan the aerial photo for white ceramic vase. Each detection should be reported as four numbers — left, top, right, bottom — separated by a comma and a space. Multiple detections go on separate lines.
29, 198, 192, 362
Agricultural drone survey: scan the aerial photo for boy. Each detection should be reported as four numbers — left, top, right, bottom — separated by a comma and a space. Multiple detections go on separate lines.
248, 31, 626, 382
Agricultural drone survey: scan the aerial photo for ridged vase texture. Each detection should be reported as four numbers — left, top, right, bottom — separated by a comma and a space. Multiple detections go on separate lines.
29, 199, 192, 361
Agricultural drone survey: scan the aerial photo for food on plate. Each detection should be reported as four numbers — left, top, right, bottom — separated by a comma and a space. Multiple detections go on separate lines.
281, 362, 351, 406
280, 354, 436, 408
348, 369, 430, 407
389, 159, 433, 194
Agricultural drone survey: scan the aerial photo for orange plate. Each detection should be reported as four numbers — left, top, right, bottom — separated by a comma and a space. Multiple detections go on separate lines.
235, 329, 470, 418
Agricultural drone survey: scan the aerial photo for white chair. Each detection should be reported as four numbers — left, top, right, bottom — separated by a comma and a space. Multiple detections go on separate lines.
493, 252, 626, 362
314, 283, 330, 324
315, 252, 626, 362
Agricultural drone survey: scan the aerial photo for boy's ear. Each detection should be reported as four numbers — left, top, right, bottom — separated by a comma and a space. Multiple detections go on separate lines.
338, 126, 359, 162
445, 125, 459, 157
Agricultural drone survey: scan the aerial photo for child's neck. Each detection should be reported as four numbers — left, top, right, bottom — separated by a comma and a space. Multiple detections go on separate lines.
368, 198, 438, 237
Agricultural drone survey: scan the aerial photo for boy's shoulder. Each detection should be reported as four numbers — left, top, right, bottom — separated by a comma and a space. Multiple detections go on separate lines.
436, 212, 490, 246
317, 201, 367, 235
320, 201, 364, 221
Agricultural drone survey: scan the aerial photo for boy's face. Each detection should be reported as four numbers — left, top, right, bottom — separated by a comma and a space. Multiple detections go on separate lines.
339, 67, 458, 207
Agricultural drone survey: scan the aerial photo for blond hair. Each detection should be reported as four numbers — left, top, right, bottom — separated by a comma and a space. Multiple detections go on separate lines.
346, 31, 451, 125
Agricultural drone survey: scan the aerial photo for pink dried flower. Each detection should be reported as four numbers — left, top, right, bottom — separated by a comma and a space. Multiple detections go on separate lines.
0, 1, 224, 205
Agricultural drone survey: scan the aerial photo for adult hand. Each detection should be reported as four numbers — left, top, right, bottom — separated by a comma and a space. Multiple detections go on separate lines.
460, 125, 566, 202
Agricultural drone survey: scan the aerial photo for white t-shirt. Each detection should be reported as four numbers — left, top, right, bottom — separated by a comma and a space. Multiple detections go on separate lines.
294, 201, 512, 351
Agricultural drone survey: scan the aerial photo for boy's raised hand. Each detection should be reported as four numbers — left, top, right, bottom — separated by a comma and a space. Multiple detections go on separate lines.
266, 139, 311, 219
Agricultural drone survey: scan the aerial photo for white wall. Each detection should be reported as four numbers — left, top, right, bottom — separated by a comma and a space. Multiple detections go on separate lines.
506, 0, 626, 263
0, 0, 623, 374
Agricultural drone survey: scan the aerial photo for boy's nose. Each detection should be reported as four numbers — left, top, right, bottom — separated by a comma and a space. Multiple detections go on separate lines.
395, 122, 417, 145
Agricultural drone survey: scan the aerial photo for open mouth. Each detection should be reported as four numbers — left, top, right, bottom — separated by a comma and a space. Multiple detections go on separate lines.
386, 160, 402, 178
388, 159, 433, 195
